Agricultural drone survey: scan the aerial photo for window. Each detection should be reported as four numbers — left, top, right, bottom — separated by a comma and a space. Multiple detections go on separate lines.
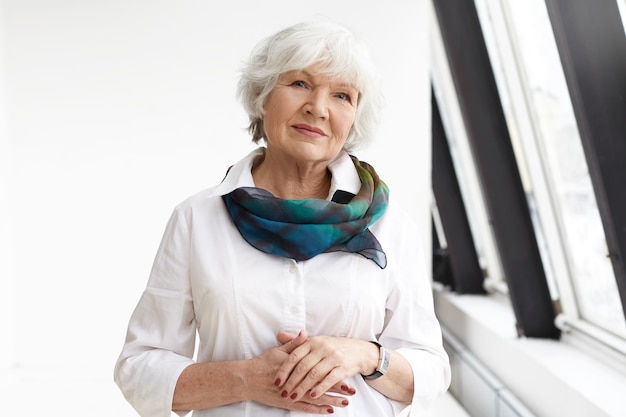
617, 0, 626, 33
474, 0, 626, 338
430, 3, 505, 292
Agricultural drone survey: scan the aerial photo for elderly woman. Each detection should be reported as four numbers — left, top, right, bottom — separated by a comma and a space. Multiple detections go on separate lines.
114, 20, 450, 416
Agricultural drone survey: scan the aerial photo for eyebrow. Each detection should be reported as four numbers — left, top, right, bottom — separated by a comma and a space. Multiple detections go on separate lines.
297, 70, 358, 90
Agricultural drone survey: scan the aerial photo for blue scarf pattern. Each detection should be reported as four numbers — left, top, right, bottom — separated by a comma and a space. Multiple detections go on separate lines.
222, 156, 389, 268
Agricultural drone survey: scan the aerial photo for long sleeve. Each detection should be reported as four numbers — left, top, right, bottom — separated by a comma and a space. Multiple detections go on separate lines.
114, 205, 197, 417
373, 203, 452, 414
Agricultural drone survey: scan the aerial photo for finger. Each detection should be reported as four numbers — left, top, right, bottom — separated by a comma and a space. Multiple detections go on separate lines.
277, 330, 308, 354
274, 332, 311, 388
275, 342, 318, 393
307, 367, 346, 400
304, 392, 351, 408
330, 381, 357, 396
285, 356, 336, 401
272, 393, 339, 415
290, 401, 337, 415
277, 331, 297, 345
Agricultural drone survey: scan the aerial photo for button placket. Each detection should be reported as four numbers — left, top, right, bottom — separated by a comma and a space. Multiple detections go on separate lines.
283, 260, 305, 332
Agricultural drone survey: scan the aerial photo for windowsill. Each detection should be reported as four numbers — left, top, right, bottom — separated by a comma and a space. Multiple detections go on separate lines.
434, 288, 626, 417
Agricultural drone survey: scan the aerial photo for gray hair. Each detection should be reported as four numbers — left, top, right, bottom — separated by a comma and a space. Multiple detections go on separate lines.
236, 20, 384, 153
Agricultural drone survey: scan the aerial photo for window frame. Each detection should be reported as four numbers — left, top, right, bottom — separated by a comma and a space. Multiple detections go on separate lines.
432, 0, 559, 339
543, 0, 626, 326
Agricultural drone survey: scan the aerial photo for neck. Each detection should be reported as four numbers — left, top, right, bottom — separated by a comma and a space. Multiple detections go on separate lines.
252, 155, 332, 200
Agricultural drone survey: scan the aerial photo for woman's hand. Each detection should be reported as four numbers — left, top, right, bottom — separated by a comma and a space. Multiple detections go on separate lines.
273, 332, 375, 403
245, 330, 355, 414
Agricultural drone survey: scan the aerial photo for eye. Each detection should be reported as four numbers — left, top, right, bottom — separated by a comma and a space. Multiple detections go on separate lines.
335, 92, 352, 103
292, 80, 308, 88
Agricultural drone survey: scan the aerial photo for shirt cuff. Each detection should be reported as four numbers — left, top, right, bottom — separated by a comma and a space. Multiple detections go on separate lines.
395, 347, 451, 414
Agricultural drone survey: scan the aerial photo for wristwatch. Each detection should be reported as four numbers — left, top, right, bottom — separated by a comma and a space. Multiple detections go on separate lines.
362, 341, 390, 380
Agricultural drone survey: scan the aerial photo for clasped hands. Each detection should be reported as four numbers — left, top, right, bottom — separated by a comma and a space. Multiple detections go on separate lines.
248, 329, 373, 414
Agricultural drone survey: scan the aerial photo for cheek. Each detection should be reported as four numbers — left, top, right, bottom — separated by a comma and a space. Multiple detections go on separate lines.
335, 110, 356, 138
262, 103, 287, 133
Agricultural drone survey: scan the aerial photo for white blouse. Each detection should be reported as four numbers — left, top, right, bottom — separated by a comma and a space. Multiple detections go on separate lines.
114, 148, 450, 417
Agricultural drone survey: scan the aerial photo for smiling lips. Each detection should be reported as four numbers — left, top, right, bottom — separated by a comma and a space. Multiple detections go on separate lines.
292, 123, 327, 137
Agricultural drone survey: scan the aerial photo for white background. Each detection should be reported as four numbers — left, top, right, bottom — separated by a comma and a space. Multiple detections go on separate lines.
0, 1, 431, 415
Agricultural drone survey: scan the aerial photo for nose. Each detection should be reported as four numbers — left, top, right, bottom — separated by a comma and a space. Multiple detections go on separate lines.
304, 89, 329, 119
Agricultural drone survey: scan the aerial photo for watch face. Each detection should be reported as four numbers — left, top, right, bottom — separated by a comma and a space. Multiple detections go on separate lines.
380, 347, 390, 374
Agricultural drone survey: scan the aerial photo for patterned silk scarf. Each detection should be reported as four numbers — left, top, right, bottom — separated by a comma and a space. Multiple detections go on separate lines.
222, 156, 389, 268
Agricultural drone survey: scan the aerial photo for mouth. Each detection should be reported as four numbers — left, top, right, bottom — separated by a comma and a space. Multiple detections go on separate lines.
292, 124, 327, 137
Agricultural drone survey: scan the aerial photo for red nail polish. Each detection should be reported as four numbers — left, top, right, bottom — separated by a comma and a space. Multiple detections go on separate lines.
341, 385, 348, 391
327, 408, 334, 414
281, 390, 288, 398
310, 391, 317, 398
290, 392, 298, 400
274, 378, 281, 386
342, 399, 349, 406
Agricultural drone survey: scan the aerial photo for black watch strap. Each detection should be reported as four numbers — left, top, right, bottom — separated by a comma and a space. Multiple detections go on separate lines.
362, 341, 390, 380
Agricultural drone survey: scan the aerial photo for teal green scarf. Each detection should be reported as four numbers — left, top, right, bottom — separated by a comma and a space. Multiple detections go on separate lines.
222, 156, 389, 268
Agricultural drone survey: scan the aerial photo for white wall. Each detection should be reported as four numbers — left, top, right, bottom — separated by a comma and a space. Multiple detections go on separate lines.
2, 0, 430, 413
0, 0, 14, 373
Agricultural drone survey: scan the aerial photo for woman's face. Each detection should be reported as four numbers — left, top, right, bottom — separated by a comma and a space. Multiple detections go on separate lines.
262, 65, 359, 166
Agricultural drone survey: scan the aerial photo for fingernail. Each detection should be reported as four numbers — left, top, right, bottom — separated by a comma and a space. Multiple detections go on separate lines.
342, 399, 349, 406
274, 378, 281, 386
310, 391, 317, 398
281, 390, 288, 398
341, 385, 348, 391
290, 392, 298, 400
348, 388, 356, 395
327, 408, 334, 414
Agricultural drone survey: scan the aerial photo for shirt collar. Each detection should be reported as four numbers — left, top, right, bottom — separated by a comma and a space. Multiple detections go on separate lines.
212, 147, 361, 199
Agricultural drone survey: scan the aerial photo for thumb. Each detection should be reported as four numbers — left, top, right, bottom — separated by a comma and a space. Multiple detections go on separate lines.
277, 329, 308, 353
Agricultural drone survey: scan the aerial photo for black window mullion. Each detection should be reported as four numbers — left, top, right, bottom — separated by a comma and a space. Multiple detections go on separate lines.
433, 0, 560, 338
544, 0, 626, 321
432, 88, 485, 295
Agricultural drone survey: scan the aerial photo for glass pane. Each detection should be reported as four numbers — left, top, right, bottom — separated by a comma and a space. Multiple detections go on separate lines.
474, 0, 564, 299
617, 0, 626, 33
503, 0, 626, 338
430, 12, 505, 289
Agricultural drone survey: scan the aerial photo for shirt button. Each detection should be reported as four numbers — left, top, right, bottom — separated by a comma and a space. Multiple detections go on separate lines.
289, 265, 298, 274
290, 306, 300, 315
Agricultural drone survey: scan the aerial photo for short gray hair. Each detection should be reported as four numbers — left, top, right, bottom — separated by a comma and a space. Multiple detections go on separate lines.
236, 20, 384, 153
